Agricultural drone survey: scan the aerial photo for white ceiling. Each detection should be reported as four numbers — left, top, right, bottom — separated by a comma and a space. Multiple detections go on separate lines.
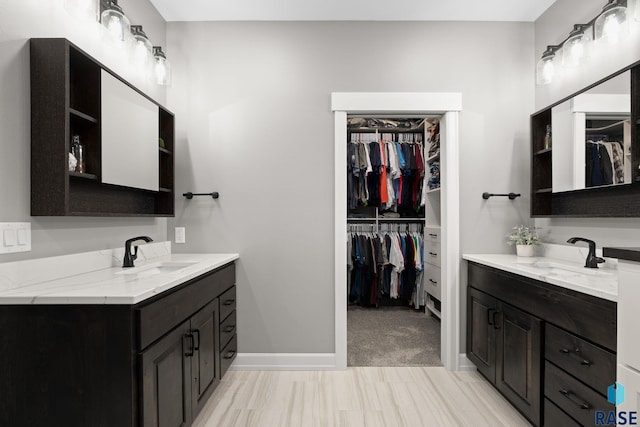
149, 0, 557, 22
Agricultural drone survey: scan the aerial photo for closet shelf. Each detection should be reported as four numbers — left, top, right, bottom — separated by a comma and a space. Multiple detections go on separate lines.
69, 108, 98, 124
69, 171, 98, 180
534, 148, 552, 156
535, 187, 553, 194
426, 187, 441, 194
347, 217, 426, 223
159, 147, 172, 155
158, 187, 172, 193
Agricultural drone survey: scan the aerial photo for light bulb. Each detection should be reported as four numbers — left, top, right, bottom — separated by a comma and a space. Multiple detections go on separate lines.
562, 26, 591, 68
100, 1, 131, 44
536, 46, 557, 86
595, 0, 628, 44
153, 46, 172, 86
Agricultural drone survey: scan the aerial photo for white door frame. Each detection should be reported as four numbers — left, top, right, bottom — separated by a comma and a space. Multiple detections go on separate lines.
332, 92, 462, 370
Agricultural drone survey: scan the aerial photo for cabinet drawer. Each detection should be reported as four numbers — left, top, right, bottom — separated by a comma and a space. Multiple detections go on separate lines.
545, 361, 614, 427
424, 240, 441, 268
137, 263, 235, 350
425, 265, 441, 299
220, 310, 236, 349
544, 398, 580, 427
425, 227, 440, 243
545, 324, 615, 394
220, 334, 237, 378
219, 286, 236, 322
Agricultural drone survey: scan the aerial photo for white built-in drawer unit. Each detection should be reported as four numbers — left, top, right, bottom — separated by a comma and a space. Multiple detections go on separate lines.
425, 226, 440, 244
425, 265, 441, 300
424, 240, 441, 268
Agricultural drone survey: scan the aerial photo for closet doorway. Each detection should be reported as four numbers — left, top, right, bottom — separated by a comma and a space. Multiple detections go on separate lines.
346, 116, 441, 367
332, 92, 462, 371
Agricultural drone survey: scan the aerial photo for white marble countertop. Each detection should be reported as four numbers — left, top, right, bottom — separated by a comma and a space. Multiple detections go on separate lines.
463, 253, 618, 302
0, 248, 239, 305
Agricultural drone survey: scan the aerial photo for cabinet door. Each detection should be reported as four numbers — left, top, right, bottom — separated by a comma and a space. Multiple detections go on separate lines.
141, 319, 192, 427
495, 302, 542, 426
467, 287, 497, 382
190, 298, 221, 418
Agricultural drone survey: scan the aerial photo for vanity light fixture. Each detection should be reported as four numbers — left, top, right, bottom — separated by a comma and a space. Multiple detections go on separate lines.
100, 0, 131, 44
536, 0, 631, 86
594, 0, 629, 44
130, 25, 153, 68
562, 24, 591, 68
153, 46, 172, 86
536, 45, 560, 86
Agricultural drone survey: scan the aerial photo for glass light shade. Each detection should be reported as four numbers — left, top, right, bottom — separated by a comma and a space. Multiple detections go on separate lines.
64, 0, 99, 22
153, 47, 172, 86
101, 1, 131, 44
130, 26, 153, 68
536, 49, 557, 86
594, 1, 628, 44
562, 28, 591, 68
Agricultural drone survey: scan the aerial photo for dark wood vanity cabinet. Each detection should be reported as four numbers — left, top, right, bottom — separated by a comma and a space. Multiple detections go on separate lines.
467, 262, 616, 427
0, 262, 236, 427
468, 287, 542, 426
30, 38, 175, 217
141, 298, 221, 427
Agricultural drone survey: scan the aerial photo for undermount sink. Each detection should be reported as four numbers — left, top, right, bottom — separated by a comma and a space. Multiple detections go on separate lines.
118, 261, 197, 278
530, 261, 614, 277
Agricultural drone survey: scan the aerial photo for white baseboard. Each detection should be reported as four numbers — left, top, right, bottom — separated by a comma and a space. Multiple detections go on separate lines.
457, 353, 476, 371
231, 353, 337, 370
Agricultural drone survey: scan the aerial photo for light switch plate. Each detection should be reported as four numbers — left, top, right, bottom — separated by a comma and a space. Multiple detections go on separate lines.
175, 227, 186, 244
0, 223, 31, 254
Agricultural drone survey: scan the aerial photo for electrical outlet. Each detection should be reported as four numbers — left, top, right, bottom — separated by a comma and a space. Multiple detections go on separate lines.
175, 227, 186, 244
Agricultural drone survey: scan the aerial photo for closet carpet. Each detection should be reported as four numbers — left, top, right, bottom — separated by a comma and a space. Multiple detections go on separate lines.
347, 306, 441, 367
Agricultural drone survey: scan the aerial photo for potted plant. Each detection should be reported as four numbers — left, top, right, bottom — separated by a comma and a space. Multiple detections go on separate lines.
507, 225, 540, 257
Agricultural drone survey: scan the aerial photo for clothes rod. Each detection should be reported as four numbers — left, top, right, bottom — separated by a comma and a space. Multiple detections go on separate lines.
482, 192, 520, 200
183, 192, 219, 199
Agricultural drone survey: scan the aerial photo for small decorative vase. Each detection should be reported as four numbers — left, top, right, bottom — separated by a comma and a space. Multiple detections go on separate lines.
516, 244, 534, 257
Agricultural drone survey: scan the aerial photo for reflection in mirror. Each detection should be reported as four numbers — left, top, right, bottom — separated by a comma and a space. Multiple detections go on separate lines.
551, 71, 631, 193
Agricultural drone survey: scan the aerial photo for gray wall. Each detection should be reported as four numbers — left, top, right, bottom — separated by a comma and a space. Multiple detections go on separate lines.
0, 0, 168, 262
534, 0, 640, 244
167, 21, 534, 354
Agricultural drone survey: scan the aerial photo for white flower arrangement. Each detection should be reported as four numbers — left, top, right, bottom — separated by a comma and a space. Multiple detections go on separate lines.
507, 225, 540, 246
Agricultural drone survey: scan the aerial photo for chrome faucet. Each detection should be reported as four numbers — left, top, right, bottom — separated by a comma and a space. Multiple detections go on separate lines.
567, 237, 605, 268
123, 236, 153, 268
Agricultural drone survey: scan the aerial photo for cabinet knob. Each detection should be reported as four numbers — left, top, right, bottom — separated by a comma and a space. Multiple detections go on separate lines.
224, 350, 236, 360
224, 325, 235, 333
223, 299, 235, 306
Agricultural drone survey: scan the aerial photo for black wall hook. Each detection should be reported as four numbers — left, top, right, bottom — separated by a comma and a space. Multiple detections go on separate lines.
183, 192, 219, 199
482, 192, 521, 200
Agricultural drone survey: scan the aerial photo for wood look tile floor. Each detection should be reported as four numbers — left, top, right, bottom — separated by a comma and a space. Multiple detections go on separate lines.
192, 367, 533, 427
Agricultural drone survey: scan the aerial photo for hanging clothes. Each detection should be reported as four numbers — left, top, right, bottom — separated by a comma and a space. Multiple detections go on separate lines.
348, 226, 425, 308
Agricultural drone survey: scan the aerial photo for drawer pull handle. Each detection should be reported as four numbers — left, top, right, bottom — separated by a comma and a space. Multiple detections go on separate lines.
429, 279, 438, 285
185, 333, 194, 357
488, 308, 495, 326
193, 330, 200, 351
224, 325, 235, 333
224, 350, 236, 359
223, 299, 235, 306
492, 311, 500, 330
429, 252, 438, 257
559, 389, 592, 410
428, 233, 438, 238
560, 347, 592, 367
